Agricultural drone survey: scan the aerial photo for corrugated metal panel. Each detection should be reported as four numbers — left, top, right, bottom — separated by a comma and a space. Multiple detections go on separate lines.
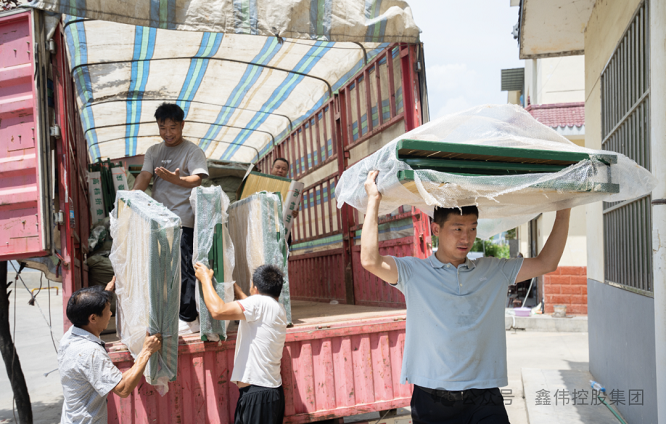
501, 68, 524, 92
107, 316, 410, 423
289, 248, 347, 302
0, 10, 50, 260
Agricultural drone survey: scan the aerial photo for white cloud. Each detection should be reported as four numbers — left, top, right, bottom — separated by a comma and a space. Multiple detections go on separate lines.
428, 63, 478, 93
407, 0, 524, 119
434, 96, 472, 119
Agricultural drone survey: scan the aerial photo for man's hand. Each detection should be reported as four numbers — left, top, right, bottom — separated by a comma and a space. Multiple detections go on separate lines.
113, 332, 162, 398
364, 170, 382, 201
291, 209, 299, 218
194, 262, 214, 285
143, 333, 162, 355
105, 276, 116, 292
155, 167, 180, 184
234, 283, 248, 300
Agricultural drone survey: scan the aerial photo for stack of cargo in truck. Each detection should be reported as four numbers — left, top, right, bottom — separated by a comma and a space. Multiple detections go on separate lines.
238, 171, 304, 237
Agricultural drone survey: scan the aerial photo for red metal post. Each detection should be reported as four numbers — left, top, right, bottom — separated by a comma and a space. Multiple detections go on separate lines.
335, 88, 356, 305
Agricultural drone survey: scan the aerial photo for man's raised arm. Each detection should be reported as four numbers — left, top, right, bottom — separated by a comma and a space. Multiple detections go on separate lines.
359, 171, 399, 285
516, 208, 571, 282
132, 171, 153, 192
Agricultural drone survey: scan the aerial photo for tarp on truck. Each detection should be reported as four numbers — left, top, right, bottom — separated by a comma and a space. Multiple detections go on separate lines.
26, 0, 420, 163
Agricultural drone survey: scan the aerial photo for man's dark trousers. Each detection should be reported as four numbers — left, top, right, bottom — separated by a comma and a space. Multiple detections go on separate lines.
179, 227, 197, 322
411, 385, 510, 424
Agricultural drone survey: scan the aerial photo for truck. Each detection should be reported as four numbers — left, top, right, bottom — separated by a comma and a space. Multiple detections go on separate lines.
0, 6, 430, 423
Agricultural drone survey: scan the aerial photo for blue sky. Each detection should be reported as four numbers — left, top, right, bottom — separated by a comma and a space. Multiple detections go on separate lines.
407, 0, 524, 119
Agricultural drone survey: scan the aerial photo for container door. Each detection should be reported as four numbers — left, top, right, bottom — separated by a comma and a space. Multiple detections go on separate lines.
0, 10, 52, 261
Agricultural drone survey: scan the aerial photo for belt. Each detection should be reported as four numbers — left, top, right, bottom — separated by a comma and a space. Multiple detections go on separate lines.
418, 386, 473, 401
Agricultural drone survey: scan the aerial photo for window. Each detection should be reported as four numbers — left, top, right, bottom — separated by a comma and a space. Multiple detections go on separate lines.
600, 0, 652, 295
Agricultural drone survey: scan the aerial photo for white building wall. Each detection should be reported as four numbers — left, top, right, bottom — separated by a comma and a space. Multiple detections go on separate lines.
524, 56, 585, 105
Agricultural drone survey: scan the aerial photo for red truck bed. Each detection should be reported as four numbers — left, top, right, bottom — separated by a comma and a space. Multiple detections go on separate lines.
105, 301, 411, 423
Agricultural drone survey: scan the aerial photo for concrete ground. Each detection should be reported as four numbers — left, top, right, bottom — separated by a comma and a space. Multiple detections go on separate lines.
0, 269, 64, 424
0, 269, 591, 424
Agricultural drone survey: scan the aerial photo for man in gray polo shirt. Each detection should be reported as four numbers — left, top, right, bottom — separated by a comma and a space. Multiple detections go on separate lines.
59, 282, 161, 423
360, 171, 571, 423
133, 103, 209, 334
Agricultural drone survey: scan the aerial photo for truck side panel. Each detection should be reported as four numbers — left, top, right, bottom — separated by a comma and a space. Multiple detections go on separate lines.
258, 44, 430, 308
107, 316, 410, 424
52, 18, 91, 327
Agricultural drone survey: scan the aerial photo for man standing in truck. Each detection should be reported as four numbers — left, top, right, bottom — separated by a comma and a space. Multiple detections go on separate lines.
133, 103, 209, 334
360, 170, 571, 423
270, 157, 299, 246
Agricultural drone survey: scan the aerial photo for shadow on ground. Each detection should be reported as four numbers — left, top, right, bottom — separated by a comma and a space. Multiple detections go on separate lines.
0, 397, 63, 423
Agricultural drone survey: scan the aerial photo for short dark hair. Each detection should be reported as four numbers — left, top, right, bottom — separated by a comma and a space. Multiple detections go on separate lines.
433, 206, 479, 226
66, 286, 111, 328
272, 157, 289, 167
252, 264, 284, 298
154, 103, 184, 123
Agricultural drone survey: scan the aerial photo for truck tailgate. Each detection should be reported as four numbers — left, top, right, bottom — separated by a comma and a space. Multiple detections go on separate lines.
106, 306, 410, 423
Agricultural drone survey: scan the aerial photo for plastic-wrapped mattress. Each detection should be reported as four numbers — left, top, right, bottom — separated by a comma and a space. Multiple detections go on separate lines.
335, 104, 657, 238
228, 192, 292, 325
110, 190, 181, 395
190, 186, 235, 342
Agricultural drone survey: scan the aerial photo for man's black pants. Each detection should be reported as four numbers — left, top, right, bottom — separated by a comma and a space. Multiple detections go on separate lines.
411, 385, 510, 424
179, 227, 198, 322
234, 385, 285, 424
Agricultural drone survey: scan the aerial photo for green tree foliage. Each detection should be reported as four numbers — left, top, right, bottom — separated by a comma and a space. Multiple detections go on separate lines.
470, 238, 510, 258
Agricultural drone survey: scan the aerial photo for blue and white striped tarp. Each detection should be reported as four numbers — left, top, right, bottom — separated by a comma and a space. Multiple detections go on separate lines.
27, 0, 420, 163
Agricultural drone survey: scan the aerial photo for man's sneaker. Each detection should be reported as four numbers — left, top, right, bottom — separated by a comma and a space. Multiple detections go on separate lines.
178, 317, 200, 335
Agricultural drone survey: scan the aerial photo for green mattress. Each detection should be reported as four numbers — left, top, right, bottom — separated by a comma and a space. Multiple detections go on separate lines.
110, 190, 180, 395
190, 186, 235, 342
228, 192, 292, 325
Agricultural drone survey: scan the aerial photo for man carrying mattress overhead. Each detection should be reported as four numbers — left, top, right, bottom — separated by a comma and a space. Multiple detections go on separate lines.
133, 103, 209, 334
360, 170, 571, 424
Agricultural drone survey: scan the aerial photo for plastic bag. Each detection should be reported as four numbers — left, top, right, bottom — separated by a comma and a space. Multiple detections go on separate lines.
190, 186, 235, 342
228, 192, 292, 325
335, 104, 658, 238
110, 190, 181, 395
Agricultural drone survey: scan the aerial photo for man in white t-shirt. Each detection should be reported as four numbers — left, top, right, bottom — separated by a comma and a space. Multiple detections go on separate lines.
133, 103, 209, 334
194, 262, 287, 424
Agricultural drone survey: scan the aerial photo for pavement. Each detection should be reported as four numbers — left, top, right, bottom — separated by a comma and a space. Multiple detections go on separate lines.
0, 269, 64, 424
0, 269, 596, 424
505, 309, 588, 332
522, 368, 625, 424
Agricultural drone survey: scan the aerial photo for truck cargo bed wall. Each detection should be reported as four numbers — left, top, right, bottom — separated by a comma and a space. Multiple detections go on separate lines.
107, 314, 411, 424
256, 44, 430, 308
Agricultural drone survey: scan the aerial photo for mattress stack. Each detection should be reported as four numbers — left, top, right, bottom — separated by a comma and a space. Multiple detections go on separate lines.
238, 171, 304, 237
228, 192, 292, 325
110, 190, 180, 395
190, 186, 235, 342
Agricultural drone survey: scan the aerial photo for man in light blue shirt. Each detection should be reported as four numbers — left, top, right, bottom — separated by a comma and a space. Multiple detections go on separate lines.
58, 281, 162, 423
360, 171, 571, 424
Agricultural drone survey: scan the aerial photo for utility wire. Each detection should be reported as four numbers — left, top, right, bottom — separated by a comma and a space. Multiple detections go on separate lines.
9, 262, 59, 353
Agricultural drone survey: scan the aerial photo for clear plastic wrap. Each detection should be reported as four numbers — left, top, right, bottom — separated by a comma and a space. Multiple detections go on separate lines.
228, 192, 292, 325
109, 190, 181, 395
335, 104, 658, 239
190, 186, 235, 342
